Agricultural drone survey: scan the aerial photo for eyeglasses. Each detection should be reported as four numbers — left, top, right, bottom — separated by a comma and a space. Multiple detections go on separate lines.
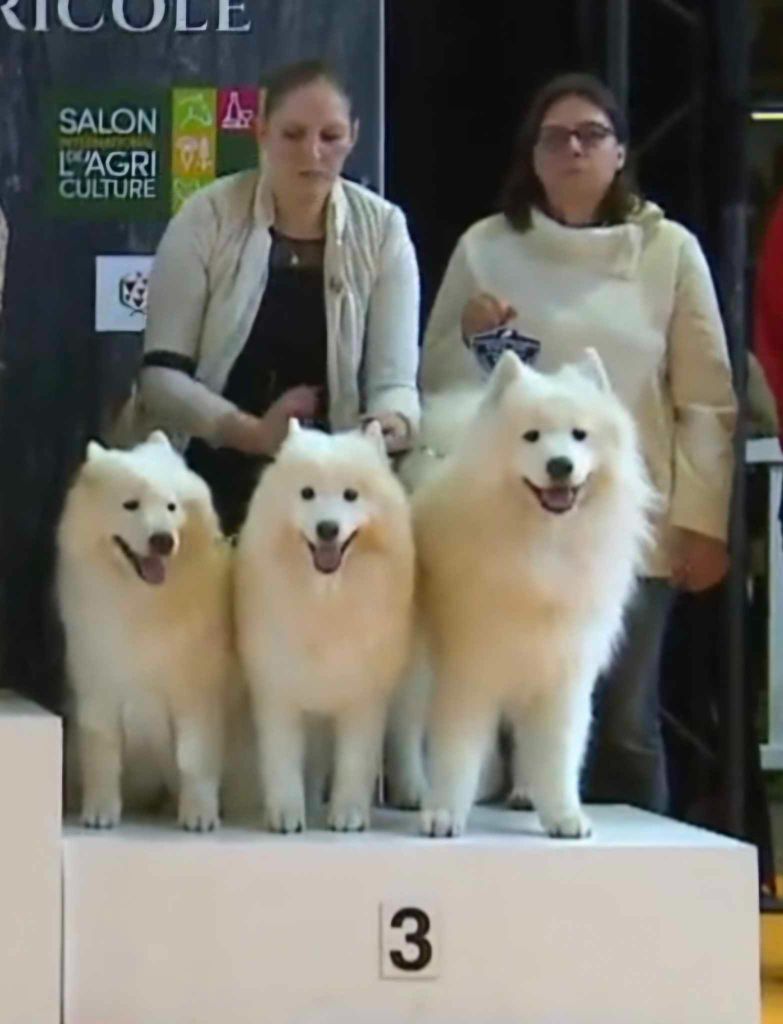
536, 121, 616, 153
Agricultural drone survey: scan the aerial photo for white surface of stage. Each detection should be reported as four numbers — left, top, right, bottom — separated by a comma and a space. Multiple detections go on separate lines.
62, 805, 760, 1024
0, 691, 760, 1024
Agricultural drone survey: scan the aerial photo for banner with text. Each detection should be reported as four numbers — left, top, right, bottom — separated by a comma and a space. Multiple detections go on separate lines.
0, 1, 383, 707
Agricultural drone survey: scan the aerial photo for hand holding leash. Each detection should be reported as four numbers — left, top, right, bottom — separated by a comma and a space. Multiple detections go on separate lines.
217, 385, 321, 456
361, 412, 412, 454
461, 292, 517, 338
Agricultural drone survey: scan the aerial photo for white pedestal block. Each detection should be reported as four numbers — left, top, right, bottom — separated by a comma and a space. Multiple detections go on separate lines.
63, 805, 759, 1024
0, 691, 62, 1024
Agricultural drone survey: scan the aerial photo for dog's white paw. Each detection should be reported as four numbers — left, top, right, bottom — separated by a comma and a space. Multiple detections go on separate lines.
506, 787, 534, 811
328, 802, 369, 832
420, 807, 466, 838
81, 794, 121, 829
178, 790, 220, 832
542, 807, 592, 839
265, 799, 306, 834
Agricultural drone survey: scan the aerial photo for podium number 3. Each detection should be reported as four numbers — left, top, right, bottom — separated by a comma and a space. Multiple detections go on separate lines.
380, 903, 439, 979
390, 908, 432, 970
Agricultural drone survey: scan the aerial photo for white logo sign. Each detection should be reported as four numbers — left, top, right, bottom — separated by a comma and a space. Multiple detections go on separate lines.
221, 90, 255, 130
175, 135, 213, 173
176, 93, 214, 129
95, 255, 154, 332
0, 0, 251, 33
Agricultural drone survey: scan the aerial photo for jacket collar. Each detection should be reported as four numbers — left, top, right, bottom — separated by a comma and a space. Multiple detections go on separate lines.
253, 167, 348, 241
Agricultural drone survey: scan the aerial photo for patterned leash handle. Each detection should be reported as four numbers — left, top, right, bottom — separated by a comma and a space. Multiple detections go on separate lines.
466, 327, 541, 375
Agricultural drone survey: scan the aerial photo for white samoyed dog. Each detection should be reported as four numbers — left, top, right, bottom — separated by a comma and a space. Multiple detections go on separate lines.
410, 350, 655, 839
56, 431, 233, 831
236, 420, 415, 833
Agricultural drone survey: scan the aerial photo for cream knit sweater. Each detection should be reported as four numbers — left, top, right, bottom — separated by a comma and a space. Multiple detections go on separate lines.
421, 204, 738, 577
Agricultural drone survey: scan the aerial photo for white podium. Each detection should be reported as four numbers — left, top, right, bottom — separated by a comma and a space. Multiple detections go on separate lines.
63, 805, 760, 1024
0, 691, 62, 1024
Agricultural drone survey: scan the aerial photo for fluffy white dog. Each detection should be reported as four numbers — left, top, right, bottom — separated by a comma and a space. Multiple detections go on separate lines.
411, 350, 654, 839
236, 421, 415, 833
57, 431, 233, 830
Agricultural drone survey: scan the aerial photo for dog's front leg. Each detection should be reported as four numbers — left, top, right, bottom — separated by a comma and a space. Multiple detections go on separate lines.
173, 694, 224, 832
329, 696, 387, 831
255, 693, 306, 833
421, 683, 498, 838
385, 659, 431, 810
520, 679, 594, 839
78, 694, 123, 828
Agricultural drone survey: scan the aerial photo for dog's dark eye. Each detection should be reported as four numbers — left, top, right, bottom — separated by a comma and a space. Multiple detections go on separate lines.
343, 488, 358, 502
301, 487, 315, 501
523, 430, 540, 443
167, 502, 177, 512
123, 499, 140, 511
572, 429, 588, 442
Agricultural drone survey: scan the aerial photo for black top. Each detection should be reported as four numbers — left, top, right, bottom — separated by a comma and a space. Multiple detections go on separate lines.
186, 230, 328, 534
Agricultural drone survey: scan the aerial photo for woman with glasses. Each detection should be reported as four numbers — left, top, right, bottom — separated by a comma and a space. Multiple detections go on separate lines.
420, 73, 737, 814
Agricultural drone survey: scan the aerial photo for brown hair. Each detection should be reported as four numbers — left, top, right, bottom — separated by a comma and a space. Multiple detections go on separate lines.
262, 59, 352, 118
500, 72, 642, 231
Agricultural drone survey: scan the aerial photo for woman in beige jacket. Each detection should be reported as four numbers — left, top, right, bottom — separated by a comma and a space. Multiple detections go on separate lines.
421, 74, 737, 814
140, 60, 420, 532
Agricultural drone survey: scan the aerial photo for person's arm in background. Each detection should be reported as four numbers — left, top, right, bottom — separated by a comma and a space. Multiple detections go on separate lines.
755, 194, 783, 433
140, 189, 239, 441
419, 230, 516, 394
362, 206, 421, 451
667, 231, 738, 592
140, 191, 315, 454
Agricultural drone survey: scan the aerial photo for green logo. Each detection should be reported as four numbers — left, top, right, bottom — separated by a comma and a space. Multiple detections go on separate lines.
45, 89, 170, 220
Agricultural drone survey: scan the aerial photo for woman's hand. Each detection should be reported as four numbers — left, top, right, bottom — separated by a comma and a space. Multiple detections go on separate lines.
670, 528, 729, 592
216, 385, 320, 456
362, 412, 412, 454
461, 293, 517, 339
260, 385, 321, 452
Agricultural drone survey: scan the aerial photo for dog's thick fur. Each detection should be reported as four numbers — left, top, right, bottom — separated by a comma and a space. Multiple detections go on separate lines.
410, 350, 654, 838
236, 421, 415, 833
57, 431, 233, 830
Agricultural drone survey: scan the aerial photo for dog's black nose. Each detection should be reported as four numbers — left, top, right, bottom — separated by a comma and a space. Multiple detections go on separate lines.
149, 532, 175, 556
316, 520, 340, 542
547, 457, 573, 481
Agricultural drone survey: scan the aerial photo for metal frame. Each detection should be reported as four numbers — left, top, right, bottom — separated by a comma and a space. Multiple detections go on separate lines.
606, 0, 629, 116
747, 438, 783, 770
606, 0, 706, 218
378, 0, 385, 195
604, 0, 751, 839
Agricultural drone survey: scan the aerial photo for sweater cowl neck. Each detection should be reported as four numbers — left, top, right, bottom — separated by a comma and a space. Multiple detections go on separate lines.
528, 202, 664, 280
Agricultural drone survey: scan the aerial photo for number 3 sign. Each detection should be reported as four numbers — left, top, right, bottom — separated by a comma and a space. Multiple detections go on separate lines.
380, 903, 440, 980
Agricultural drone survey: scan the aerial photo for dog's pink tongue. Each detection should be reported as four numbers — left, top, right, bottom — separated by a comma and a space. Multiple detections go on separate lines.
139, 555, 166, 586
543, 487, 574, 511
313, 543, 342, 574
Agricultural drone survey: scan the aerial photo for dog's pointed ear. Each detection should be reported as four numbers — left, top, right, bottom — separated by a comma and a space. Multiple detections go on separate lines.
146, 429, 171, 449
86, 440, 107, 463
574, 348, 611, 392
360, 418, 387, 459
483, 349, 527, 404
